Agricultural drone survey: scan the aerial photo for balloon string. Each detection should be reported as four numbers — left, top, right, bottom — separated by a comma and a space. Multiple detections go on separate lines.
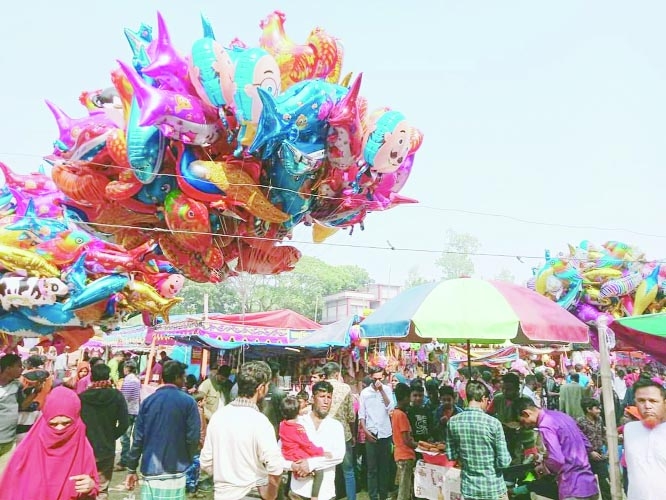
7, 151, 666, 240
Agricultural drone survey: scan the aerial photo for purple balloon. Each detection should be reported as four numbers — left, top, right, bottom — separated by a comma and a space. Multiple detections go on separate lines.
142, 12, 193, 94
45, 100, 115, 150
575, 304, 614, 325
118, 60, 220, 145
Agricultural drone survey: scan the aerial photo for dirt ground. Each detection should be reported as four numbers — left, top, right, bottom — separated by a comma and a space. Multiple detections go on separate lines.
106, 469, 372, 500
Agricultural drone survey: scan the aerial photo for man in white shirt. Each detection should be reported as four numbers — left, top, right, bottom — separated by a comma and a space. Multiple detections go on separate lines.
201, 361, 292, 500
521, 374, 540, 407
624, 378, 666, 500
358, 367, 394, 500
612, 368, 627, 402
53, 347, 69, 381
289, 381, 345, 500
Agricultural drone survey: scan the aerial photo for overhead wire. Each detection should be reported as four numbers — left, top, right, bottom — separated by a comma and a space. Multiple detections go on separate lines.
2, 151, 666, 261
9, 212, 666, 265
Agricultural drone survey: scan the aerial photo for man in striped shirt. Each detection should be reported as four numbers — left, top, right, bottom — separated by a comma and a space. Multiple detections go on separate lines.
116, 360, 141, 471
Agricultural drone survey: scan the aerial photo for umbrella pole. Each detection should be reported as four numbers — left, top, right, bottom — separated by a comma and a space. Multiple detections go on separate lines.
596, 317, 622, 500
467, 340, 472, 380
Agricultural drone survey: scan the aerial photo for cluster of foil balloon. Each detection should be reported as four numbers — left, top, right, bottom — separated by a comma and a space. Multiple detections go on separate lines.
530, 241, 664, 323
0, 162, 185, 339
44, 11, 423, 283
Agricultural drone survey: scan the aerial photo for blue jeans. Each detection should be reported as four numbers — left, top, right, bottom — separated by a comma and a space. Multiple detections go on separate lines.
119, 414, 136, 466
342, 439, 356, 500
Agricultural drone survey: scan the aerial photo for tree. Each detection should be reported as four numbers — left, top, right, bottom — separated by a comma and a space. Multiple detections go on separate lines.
171, 280, 241, 316
404, 266, 432, 289
435, 230, 481, 279
170, 256, 372, 321
494, 268, 516, 283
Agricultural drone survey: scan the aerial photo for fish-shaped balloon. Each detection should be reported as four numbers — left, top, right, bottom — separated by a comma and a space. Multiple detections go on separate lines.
0, 244, 60, 278
62, 274, 130, 312
124, 280, 183, 323
118, 61, 219, 146
163, 189, 212, 252
633, 266, 660, 316
189, 160, 289, 223
36, 230, 92, 266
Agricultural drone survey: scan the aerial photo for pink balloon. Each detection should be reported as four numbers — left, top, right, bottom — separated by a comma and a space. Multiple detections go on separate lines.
45, 101, 115, 150
118, 60, 220, 145
142, 12, 194, 95
155, 273, 185, 298
349, 324, 360, 342
324, 74, 364, 170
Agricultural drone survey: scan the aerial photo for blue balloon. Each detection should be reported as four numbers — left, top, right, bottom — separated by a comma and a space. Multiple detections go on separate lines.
18, 303, 82, 326
124, 23, 154, 72
249, 80, 348, 164
62, 274, 130, 312
126, 96, 166, 184
134, 175, 177, 205
265, 155, 314, 229
5, 200, 69, 241
0, 312, 56, 336
190, 15, 230, 109
63, 253, 88, 293
176, 147, 224, 196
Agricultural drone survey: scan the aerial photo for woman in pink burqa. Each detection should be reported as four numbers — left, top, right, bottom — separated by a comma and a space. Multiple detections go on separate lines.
0, 386, 99, 500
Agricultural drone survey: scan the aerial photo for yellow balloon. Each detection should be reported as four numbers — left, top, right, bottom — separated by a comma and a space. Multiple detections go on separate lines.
123, 281, 183, 323
0, 243, 60, 278
312, 223, 339, 243
633, 280, 659, 316
582, 268, 623, 283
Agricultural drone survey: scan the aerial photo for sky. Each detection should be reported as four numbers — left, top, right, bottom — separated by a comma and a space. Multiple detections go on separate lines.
2, 1, 666, 286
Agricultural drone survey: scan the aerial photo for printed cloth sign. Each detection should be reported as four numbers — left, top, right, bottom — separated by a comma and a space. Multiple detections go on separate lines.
414, 461, 462, 500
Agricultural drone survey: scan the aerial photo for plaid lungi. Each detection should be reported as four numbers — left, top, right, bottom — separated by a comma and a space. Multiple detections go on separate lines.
140, 472, 186, 500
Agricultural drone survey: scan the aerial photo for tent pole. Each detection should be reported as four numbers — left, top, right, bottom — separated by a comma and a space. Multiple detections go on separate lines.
467, 340, 472, 380
596, 317, 622, 500
144, 336, 156, 385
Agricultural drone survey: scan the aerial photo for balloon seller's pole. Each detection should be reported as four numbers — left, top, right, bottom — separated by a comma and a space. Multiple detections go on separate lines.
201, 293, 210, 379
596, 316, 622, 500
144, 335, 156, 386
466, 340, 472, 380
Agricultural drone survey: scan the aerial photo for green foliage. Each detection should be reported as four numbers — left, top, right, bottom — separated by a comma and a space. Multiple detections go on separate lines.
435, 230, 481, 279
404, 266, 433, 289
171, 256, 372, 321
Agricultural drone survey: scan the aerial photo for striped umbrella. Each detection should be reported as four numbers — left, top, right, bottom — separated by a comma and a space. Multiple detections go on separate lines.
361, 278, 589, 345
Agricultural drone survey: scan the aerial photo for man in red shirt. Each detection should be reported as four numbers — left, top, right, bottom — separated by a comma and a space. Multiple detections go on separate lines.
392, 383, 417, 500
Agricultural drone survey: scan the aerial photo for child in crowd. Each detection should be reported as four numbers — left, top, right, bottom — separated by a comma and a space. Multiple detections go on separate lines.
279, 396, 330, 500
392, 383, 417, 500
296, 390, 311, 415
407, 383, 433, 445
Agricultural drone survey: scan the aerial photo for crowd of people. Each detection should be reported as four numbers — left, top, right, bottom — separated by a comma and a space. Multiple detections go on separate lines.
0, 347, 665, 500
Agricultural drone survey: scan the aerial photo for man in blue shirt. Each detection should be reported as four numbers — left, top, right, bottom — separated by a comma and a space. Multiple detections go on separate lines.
125, 361, 201, 499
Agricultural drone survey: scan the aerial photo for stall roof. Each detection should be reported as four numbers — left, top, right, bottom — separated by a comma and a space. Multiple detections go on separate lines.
95, 309, 352, 351
207, 310, 321, 330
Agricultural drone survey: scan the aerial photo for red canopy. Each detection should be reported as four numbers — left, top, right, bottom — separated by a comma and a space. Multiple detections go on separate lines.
207, 309, 321, 330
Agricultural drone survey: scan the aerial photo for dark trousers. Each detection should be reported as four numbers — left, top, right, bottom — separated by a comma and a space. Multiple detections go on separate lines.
591, 459, 611, 500
366, 437, 392, 500
96, 455, 115, 500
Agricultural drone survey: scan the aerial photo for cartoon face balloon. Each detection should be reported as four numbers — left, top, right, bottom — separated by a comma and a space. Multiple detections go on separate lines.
363, 108, 423, 174
227, 46, 281, 148
189, 15, 236, 110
